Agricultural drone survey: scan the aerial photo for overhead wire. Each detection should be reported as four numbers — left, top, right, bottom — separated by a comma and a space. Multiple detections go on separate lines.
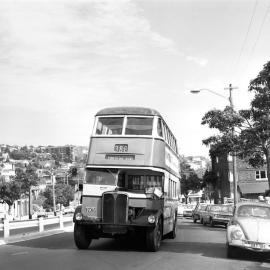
248, 0, 270, 63
239, 0, 270, 83
234, 0, 258, 75
229, 0, 258, 82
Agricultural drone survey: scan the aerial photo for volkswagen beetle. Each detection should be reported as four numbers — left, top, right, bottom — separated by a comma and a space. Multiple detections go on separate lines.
226, 201, 270, 258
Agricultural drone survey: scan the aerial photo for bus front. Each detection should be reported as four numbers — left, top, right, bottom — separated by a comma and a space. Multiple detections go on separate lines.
73, 107, 179, 251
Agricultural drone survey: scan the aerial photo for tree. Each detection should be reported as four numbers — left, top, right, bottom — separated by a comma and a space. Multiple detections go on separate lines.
9, 150, 28, 160
14, 165, 39, 219
180, 159, 202, 203
0, 181, 21, 215
201, 170, 218, 202
240, 60, 270, 187
15, 166, 39, 194
55, 184, 74, 207
181, 173, 201, 203
0, 165, 39, 218
201, 61, 270, 189
42, 182, 75, 210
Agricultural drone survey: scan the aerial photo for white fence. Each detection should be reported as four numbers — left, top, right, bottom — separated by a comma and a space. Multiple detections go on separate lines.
0, 215, 73, 238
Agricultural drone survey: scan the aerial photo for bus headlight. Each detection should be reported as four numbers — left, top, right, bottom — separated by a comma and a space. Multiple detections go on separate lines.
148, 215, 156, 224
75, 212, 83, 221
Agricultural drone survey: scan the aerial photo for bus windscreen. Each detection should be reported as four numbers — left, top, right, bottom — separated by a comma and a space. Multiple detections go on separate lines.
125, 117, 153, 135
85, 169, 118, 185
95, 117, 123, 135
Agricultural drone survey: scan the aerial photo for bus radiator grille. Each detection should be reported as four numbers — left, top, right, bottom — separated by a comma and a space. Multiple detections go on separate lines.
103, 193, 128, 224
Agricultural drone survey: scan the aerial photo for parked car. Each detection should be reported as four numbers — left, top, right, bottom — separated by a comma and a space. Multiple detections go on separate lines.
183, 204, 195, 218
177, 202, 184, 218
63, 206, 75, 215
202, 204, 233, 227
33, 210, 48, 218
192, 203, 207, 223
226, 202, 270, 258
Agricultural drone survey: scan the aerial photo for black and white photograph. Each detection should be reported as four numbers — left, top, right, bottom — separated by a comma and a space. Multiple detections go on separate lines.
1, 0, 270, 269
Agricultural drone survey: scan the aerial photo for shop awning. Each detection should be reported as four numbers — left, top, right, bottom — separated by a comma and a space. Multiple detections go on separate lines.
238, 182, 269, 194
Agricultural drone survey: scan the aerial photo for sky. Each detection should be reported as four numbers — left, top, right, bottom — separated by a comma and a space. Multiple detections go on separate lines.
1, 0, 270, 158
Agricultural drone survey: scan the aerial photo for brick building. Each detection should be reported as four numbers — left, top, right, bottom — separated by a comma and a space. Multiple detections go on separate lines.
211, 153, 269, 203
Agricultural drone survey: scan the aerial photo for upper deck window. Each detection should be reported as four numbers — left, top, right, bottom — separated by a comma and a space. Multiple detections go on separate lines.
157, 118, 163, 137
96, 117, 123, 135
125, 117, 153, 135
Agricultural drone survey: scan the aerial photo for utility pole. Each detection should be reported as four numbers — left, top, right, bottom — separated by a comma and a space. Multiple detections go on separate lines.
28, 187, 32, 220
224, 84, 238, 206
51, 172, 56, 216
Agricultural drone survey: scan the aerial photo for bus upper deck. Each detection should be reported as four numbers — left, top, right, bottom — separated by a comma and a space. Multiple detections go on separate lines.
87, 107, 180, 177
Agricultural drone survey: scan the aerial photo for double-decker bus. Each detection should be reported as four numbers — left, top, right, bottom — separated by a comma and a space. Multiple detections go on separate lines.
73, 107, 180, 251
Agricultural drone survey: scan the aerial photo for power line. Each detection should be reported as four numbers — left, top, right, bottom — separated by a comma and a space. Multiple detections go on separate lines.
248, 0, 270, 61
239, 0, 270, 83
230, 0, 258, 82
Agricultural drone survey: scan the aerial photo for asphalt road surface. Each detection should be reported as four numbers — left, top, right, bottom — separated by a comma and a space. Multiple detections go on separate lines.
1, 218, 270, 270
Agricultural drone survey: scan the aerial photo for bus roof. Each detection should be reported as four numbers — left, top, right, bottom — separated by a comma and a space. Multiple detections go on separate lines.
95, 107, 162, 117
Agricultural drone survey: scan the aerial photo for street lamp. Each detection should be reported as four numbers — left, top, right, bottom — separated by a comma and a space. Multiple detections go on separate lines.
190, 89, 228, 100
190, 85, 238, 206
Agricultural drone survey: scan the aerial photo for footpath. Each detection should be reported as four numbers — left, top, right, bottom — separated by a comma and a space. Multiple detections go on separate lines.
0, 216, 74, 246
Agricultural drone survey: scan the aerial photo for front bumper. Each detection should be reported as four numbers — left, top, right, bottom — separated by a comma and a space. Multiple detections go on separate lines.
230, 240, 270, 252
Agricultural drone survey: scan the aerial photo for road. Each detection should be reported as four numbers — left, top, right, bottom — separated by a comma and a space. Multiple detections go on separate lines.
0, 218, 269, 270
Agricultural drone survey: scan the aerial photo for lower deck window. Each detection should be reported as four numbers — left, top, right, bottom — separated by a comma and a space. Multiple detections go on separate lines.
127, 175, 162, 191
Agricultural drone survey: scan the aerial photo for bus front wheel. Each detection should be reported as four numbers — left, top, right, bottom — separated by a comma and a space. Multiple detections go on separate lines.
146, 218, 162, 252
74, 223, 92, 249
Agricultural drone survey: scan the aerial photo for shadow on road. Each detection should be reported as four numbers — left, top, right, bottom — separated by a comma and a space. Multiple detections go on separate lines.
7, 230, 270, 263
179, 222, 227, 232
161, 241, 227, 258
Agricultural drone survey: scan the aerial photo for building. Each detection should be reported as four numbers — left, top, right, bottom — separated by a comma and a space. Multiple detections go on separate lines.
0, 162, 16, 182
45, 145, 74, 163
211, 152, 269, 203
185, 156, 210, 178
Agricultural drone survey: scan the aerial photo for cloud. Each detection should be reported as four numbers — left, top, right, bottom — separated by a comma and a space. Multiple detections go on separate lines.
186, 56, 208, 67
0, 0, 181, 110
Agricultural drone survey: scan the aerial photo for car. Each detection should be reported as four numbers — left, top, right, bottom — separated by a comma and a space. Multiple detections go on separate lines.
192, 203, 207, 223
226, 202, 270, 258
63, 206, 75, 215
33, 210, 48, 218
177, 203, 184, 218
202, 204, 233, 227
183, 204, 195, 218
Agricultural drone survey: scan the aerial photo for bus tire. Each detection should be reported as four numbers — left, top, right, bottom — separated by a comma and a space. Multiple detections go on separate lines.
167, 214, 177, 239
146, 218, 162, 252
74, 223, 92, 249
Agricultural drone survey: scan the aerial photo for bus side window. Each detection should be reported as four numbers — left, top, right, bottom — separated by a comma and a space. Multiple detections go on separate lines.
157, 118, 163, 137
